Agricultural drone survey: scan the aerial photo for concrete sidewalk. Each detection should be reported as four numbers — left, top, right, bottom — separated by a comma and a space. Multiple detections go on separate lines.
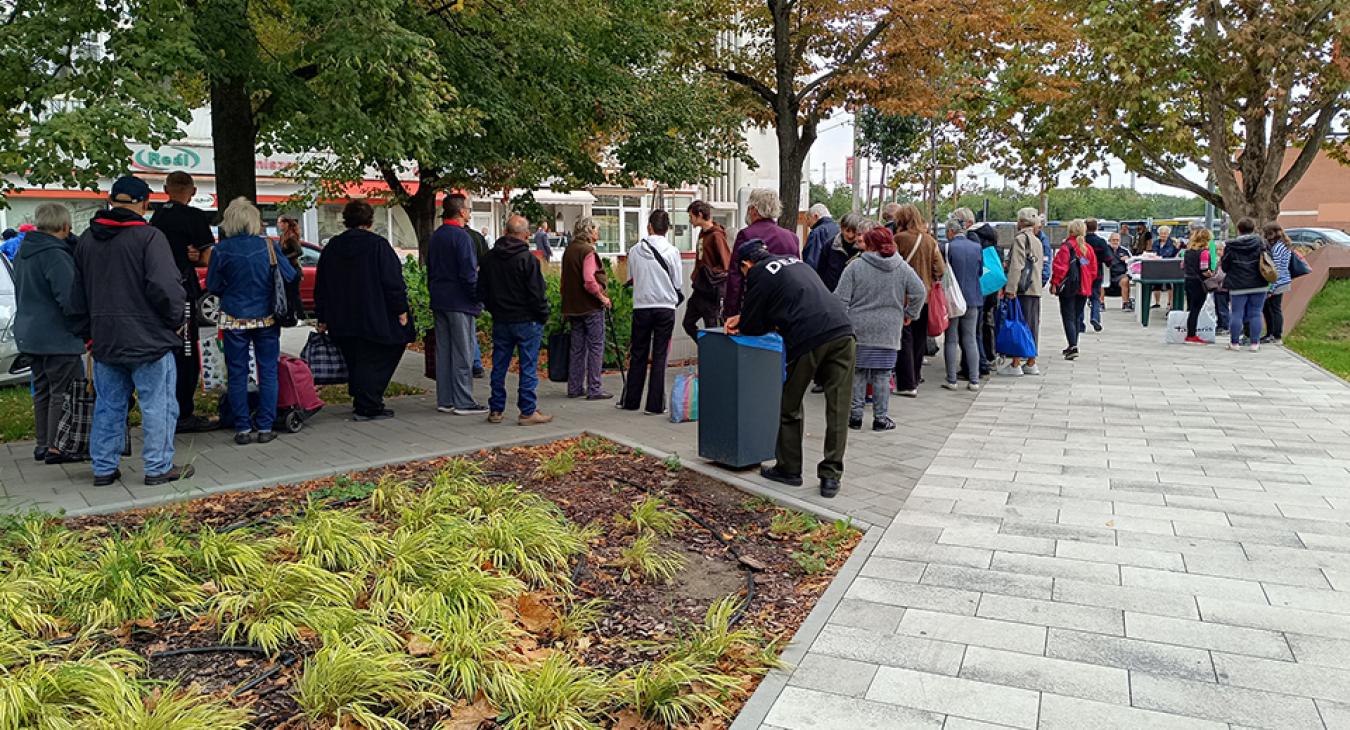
750, 303, 1350, 730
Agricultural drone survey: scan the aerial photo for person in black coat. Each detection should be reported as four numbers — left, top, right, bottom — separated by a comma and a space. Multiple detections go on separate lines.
1083, 219, 1116, 332
313, 200, 411, 421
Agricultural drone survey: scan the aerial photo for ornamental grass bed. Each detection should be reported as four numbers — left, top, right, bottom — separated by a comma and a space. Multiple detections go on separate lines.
0, 436, 860, 729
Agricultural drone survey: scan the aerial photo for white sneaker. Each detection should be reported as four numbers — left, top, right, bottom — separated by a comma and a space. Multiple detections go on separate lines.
1227, 343, 1242, 351
942, 382, 959, 391
895, 389, 918, 398
968, 383, 981, 392
1249, 344, 1260, 353
1022, 364, 1042, 376
436, 406, 455, 414
998, 363, 1024, 377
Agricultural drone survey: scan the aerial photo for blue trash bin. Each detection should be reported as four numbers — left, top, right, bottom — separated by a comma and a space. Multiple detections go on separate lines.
696, 329, 784, 468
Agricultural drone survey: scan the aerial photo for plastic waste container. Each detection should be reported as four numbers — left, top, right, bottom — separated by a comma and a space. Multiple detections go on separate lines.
696, 329, 784, 468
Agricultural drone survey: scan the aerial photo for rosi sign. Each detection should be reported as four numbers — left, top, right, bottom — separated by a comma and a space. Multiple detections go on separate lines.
133, 147, 203, 172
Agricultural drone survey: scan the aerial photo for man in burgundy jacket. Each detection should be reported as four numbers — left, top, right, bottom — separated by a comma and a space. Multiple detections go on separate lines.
722, 188, 801, 319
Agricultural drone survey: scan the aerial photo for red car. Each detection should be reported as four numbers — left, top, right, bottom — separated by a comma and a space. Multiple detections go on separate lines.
194, 240, 322, 325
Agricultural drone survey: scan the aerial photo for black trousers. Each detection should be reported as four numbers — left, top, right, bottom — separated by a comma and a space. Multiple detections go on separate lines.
1059, 294, 1086, 348
894, 303, 929, 392
623, 308, 675, 413
682, 287, 722, 340
31, 354, 82, 452
1264, 292, 1285, 339
1185, 279, 1207, 337
333, 336, 405, 416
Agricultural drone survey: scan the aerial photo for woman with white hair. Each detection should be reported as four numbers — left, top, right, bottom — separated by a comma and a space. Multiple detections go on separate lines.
803, 203, 838, 270
206, 197, 298, 445
1000, 207, 1046, 376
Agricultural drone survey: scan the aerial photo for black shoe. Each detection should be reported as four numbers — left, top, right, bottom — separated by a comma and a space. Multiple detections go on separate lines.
352, 409, 395, 422
1065, 347, 1079, 361
586, 391, 614, 401
956, 371, 970, 381
33, 447, 47, 462
45, 451, 83, 465
760, 466, 803, 487
256, 431, 278, 444
819, 478, 841, 498
810, 384, 825, 394
1150, 303, 1161, 309
144, 464, 194, 486
472, 369, 485, 379
848, 417, 862, 431
1092, 322, 1102, 332
176, 415, 219, 434
234, 432, 253, 446
92, 469, 122, 487
872, 417, 896, 431
566, 392, 585, 399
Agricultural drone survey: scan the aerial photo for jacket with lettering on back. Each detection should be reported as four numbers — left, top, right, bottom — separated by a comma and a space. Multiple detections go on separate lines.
737, 255, 853, 363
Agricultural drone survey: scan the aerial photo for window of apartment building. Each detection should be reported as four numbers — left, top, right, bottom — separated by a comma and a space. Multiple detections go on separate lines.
666, 194, 694, 252
593, 194, 645, 254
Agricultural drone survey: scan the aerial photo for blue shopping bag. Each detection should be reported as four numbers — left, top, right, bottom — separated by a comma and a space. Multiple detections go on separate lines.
995, 298, 1037, 359
979, 246, 1008, 296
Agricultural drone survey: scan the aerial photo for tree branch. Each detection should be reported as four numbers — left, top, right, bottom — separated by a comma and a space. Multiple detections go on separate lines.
379, 163, 412, 202
705, 66, 778, 106
794, 18, 891, 105
1274, 99, 1341, 201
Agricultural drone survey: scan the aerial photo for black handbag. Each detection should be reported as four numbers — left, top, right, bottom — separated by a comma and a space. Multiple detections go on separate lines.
266, 239, 298, 327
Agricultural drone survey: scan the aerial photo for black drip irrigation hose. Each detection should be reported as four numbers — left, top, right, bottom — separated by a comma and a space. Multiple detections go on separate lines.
231, 652, 298, 698
150, 645, 268, 660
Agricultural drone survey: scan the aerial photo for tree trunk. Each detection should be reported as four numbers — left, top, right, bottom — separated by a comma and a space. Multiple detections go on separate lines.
776, 127, 804, 233
210, 77, 258, 210
402, 186, 438, 264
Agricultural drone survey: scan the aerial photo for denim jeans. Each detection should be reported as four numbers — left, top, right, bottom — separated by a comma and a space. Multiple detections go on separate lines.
850, 368, 892, 421
945, 306, 981, 385
1214, 291, 1231, 330
92, 352, 178, 477
1229, 292, 1267, 344
490, 320, 543, 416
222, 326, 281, 433
1089, 282, 1103, 326
434, 310, 477, 409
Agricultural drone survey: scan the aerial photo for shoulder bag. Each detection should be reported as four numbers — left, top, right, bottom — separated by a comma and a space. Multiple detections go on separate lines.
266, 238, 299, 327
643, 239, 685, 305
1259, 247, 1279, 283
939, 241, 967, 318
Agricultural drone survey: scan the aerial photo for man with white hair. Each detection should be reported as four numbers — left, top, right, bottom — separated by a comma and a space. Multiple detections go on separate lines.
724, 188, 800, 319
13, 203, 85, 464
802, 203, 838, 270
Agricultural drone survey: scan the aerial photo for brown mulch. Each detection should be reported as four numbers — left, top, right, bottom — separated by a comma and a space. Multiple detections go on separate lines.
64, 436, 860, 728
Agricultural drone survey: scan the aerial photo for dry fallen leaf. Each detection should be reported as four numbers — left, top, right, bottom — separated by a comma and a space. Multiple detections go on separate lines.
406, 634, 437, 657
610, 708, 655, 730
199, 580, 218, 596
439, 696, 499, 729
516, 592, 557, 634
737, 554, 768, 572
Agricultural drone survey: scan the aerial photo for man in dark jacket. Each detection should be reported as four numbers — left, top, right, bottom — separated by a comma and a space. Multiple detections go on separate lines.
13, 203, 85, 464
150, 170, 218, 433
533, 221, 553, 260
801, 204, 839, 270
429, 196, 487, 416
684, 200, 729, 339
478, 214, 552, 426
727, 243, 856, 499
967, 221, 1001, 377
70, 176, 193, 487
1084, 219, 1116, 332
448, 193, 486, 377
1220, 217, 1269, 349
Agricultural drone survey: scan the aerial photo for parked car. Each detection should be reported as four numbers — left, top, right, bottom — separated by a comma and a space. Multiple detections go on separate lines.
0, 256, 30, 386
194, 240, 321, 326
1286, 228, 1350, 248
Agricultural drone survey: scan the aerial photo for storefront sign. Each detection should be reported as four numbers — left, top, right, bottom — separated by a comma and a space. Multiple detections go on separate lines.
133, 146, 204, 172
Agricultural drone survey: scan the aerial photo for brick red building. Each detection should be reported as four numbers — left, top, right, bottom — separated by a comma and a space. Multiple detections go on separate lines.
1277, 147, 1350, 232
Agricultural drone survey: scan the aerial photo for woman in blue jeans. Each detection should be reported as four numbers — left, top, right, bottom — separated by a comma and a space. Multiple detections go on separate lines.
206, 198, 297, 444
1218, 217, 1268, 352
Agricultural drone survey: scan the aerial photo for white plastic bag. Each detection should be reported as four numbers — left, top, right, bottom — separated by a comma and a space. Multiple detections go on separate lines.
1163, 299, 1217, 344
942, 260, 967, 317
1196, 296, 1217, 343
1164, 310, 1188, 344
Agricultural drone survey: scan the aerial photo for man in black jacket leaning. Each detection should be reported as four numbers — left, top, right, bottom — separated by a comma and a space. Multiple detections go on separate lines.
1083, 219, 1116, 333
70, 176, 194, 487
478, 214, 553, 426
727, 242, 856, 498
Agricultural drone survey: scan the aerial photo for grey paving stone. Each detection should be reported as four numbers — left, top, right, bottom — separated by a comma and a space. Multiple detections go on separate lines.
1262, 583, 1350, 615
872, 535, 993, 569
810, 625, 966, 676
1123, 612, 1292, 660
1059, 510, 1176, 536
1038, 693, 1226, 730
1052, 579, 1199, 619
828, 598, 906, 634
957, 645, 1130, 704
1212, 652, 1350, 703
1196, 595, 1350, 640
941, 718, 1018, 730
1120, 566, 1269, 603
976, 593, 1124, 636
764, 686, 945, 730
1045, 628, 1214, 681
937, 528, 1055, 556
1129, 672, 1324, 729
785, 654, 878, 698
896, 608, 1046, 655
1054, 541, 1185, 571
1182, 552, 1332, 589
1319, 700, 1350, 730
920, 563, 1053, 600
1113, 532, 1249, 560
999, 519, 1117, 545
865, 666, 1040, 729
1285, 634, 1350, 670
844, 576, 980, 616
857, 557, 927, 583
989, 552, 1121, 585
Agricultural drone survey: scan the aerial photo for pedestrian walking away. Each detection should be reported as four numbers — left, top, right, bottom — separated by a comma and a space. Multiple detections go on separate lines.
313, 200, 412, 421
13, 202, 85, 465
835, 225, 924, 431
684, 200, 729, 339
891, 204, 945, 397
70, 175, 193, 486
560, 217, 612, 401
479, 214, 553, 425
1000, 207, 1045, 376
150, 170, 219, 434
206, 197, 298, 444
1220, 218, 1270, 352
942, 209, 985, 391
1084, 219, 1115, 332
1051, 219, 1096, 360
728, 242, 855, 499
621, 210, 682, 415
428, 195, 488, 416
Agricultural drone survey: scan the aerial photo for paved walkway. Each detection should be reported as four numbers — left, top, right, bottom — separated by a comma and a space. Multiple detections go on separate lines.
753, 304, 1350, 730
0, 327, 973, 523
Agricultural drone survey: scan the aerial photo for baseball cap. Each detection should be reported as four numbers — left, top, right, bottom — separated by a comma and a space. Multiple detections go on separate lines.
110, 175, 151, 203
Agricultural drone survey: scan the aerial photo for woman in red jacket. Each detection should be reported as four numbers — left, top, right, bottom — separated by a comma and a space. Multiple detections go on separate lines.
1051, 219, 1097, 361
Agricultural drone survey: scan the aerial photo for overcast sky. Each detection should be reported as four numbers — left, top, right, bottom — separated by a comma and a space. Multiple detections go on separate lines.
809, 113, 1204, 198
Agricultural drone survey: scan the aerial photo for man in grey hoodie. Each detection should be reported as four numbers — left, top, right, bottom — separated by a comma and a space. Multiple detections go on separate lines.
13, 203, 85, 464
834, 226, 925, 431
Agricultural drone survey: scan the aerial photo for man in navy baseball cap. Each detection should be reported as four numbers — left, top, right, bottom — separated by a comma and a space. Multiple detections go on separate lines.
109, 175, 152, 204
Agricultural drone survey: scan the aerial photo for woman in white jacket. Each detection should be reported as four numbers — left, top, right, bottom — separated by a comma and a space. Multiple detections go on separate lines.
621, 209, 683, 414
